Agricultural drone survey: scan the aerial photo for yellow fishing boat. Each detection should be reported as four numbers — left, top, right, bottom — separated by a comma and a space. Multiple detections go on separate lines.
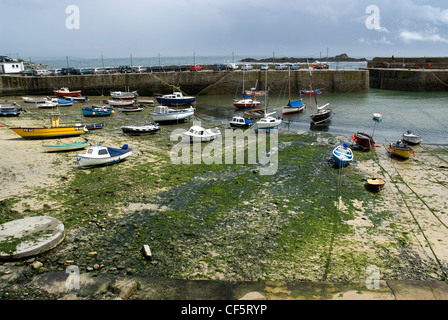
389, 140, 415, 159
9, 108, 86, 139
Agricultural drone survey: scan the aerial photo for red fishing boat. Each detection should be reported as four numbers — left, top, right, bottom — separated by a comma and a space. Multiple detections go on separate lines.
53, 87, 82, 97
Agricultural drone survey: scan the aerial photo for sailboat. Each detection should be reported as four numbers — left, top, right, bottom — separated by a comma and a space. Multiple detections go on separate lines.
233, 70, 261, 109
276, 68, 306, 115
256, 69, 282, 130
307, 63, 332, 126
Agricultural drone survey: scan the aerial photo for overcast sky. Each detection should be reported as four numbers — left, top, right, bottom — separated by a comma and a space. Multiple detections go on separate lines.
2, 0, 448, 60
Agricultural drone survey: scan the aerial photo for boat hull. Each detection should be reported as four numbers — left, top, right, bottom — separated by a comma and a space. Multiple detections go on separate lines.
155, 97, 196, 105
54, 90, 81, 97
42, 141, 91, 152
366, 178, 386, 192
77, 150, 132, 168
121, 124, 160, 135
352, 132, 376, 150
150, 108, 194, 123
10, 126, 86, 139
310, 109, 332, 125
82, 107, 114, 117
333, 146, 353, 167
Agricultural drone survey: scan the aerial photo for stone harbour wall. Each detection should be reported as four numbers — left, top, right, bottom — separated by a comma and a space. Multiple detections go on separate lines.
0, 69, 370, 97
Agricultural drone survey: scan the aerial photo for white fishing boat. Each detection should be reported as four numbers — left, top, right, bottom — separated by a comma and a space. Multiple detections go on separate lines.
76, 143, 133, 168
183, 125, 221, 142
121, 122, 160, 135
108, 99, 135, 107
402, 130, 422, 145
256, 68, 282, 130
110, 91, 138, 99
149, 105, 195, 123
36, 100, 58, 109
22, 96, 50, 103
256, 114, 282, 129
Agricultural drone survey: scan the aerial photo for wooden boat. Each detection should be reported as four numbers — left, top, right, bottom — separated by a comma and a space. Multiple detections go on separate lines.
352, 132, 376, 151
402, 130, 422, 145
110, 91, 138, 99
85, 123, 105, 130
42, 140, 91, 152
233, 98, 261, 109
244, 89, 270, 97
155, 92, 196, 105
300, 89, 323, 95
149, 105, 194, 123
108, 99, 135, 107
366, 178, 386, 192
76, 143, 133, 168
0, 103, 23, 117
9, 108, 86, 139
230, 116, 253, 128
389, 140, 415, 159
121, 122, 160, 135
82, 106, 114, 117
243, 108, 265, 119
22, 97, 49, 103
54, 87, 82, 97
332, 142, 353, 167
183, 125, 221, 142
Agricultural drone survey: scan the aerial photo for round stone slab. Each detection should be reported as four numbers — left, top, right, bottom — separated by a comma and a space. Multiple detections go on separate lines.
0, 216, 65, 260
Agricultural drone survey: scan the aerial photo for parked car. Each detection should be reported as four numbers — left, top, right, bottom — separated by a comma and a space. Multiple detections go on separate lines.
261, 64, 269, 70
119, 65, 133, 73
20, 69, 34, 76
274, 64, 288, 70
51, 69, 62, 76
92, 68, 107, 74
190, 64, 202, 71
289, 64, 300, 70
175, 65, 189, 72
34, 69, 52, 76
240, 64, 253, 70
61, 67, 78, 75
151, 66, 164, 72
77, 68, 94, 75
132, 66, 148, 73
213, 64, 229, 71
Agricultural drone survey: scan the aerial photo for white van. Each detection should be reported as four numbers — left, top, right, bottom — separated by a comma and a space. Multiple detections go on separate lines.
274, 64, 288, 70
240, 63, 253, 70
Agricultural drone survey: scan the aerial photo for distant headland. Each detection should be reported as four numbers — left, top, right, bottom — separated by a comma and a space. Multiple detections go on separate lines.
241, 53, 367, 63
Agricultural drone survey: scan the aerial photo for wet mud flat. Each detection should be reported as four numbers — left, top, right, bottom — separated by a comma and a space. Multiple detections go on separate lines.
1, 125, 448, 300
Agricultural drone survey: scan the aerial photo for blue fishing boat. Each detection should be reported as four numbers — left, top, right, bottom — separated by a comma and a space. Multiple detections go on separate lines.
155, 92, 196, 105
230, 116, 253, 128
332, 142, 353, 167
82, 106, 114, 117
0, 103, 23, 117
76, 143, 132, 168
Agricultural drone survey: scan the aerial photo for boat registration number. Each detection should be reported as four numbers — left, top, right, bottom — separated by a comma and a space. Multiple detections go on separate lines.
23, 129, 34, 132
